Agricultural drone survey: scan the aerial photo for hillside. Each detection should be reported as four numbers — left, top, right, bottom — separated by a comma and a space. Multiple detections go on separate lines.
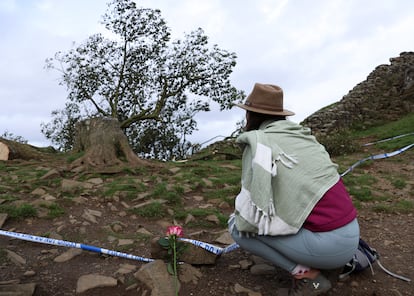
0, 112, 413, 295
302, 52, 414, 136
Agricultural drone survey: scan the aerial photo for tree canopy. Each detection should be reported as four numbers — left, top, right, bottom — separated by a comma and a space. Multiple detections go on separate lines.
42, 0, 244, 160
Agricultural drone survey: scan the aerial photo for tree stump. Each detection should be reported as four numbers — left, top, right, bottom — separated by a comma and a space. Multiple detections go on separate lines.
71, 117, 149, 167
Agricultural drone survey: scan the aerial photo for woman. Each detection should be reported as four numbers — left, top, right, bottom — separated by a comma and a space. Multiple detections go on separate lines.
229, 83, 359, 295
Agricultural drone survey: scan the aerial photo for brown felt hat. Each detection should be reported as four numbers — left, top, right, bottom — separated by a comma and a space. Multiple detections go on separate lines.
236, 83, 295, 116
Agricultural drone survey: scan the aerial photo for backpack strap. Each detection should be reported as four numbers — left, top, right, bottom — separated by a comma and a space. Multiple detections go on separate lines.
376, 260, 411, 282
339, 238, 411, 282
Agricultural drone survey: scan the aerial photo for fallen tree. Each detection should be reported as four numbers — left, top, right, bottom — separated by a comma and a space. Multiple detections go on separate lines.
0, 138, 55, 161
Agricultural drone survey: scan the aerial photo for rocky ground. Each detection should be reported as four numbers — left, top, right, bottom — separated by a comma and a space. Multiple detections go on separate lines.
0, 145, 413, 295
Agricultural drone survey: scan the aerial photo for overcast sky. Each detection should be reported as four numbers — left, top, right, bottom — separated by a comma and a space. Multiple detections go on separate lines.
1, 0, 413, 147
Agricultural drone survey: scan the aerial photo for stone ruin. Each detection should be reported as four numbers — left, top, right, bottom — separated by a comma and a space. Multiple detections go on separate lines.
301, 52, 414, 136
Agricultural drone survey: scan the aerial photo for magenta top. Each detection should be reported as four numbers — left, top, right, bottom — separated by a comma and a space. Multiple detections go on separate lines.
303, 178, 357, 232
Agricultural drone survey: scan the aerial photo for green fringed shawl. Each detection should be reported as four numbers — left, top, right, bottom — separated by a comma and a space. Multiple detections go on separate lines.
232, 120, 339, 236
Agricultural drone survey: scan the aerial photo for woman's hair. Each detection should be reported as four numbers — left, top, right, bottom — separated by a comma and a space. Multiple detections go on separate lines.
244, 111, 286, 131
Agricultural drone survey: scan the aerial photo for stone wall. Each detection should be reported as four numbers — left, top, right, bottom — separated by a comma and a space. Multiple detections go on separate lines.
301, 52, 414, 135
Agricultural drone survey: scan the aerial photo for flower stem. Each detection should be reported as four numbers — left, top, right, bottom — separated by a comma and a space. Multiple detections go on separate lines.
173, 236, 178, 296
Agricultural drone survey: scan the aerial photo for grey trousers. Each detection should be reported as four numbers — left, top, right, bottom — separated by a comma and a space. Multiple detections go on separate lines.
230, 218, 360, 273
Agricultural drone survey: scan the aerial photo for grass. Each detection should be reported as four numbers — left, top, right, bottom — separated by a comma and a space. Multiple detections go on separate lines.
389, 177, 407, 190
128, 201, 166, 218
66, 151, 85, 163
0, 203, 37, 219
44, 203, 65, 219
351, 113, 414, 150
0, 113, 412, 230
373, 199, 414, 214
103, 178, 147, 199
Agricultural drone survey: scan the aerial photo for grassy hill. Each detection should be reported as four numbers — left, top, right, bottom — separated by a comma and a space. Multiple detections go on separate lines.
0, 113, 413, 295
1, 113, 412, 224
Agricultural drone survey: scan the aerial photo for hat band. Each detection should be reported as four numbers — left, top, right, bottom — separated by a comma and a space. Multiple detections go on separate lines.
245, 101, 283, 112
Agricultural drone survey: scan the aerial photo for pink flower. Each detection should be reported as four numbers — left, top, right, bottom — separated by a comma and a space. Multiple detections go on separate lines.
166, 225, 183, 237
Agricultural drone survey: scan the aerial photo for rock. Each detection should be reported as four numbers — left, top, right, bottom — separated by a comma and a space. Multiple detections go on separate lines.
118, 239, 134, 246
169, 167, 180, 174
184, 214, 195, 225
76, 274, 118, 293
54, 248, 83, 263
72, 196, 88, 204
43, 194, 57, 201
49, 231, 63, 240
239, 259, 253, 270
121, 201, 130, 208
134, 260, 177, 296
302, 52, 414, 136
107, 235, 117, 242
6, 249, 26, 265
178, 263, 202, 284
31, 188, 47, 196
81, 209, 102, 224
192, 195, 204, 202
137, 227, 153, 235
250, 263, 276, 275
40, 168, 61, 180
125, 283, 138, 291
251, 255, 270, 265
116, 263, 137, 275
112, 224, 123, 232
234, 283, 262, 296
61, 179, 88, 193
0, 213, 7, 228
86, 209, 102, 217
0, 283, 36, 296
214, 232, 234, 245
205, 214, 220, 224
202, 178, 213, 187
23, 270, 36, 277
87, 177, 104, 185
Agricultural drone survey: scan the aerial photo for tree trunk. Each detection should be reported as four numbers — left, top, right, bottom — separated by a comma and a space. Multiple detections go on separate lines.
0, 138, 55, 161
71, 117, 150, 168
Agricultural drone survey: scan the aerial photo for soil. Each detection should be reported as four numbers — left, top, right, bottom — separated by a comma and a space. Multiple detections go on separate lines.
0, 145, 413, 296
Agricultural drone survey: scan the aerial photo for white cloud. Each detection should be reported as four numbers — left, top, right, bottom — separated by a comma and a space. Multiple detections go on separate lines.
1, 0, 413, 147
0, 0, 16, 12
258, 0, 289, 24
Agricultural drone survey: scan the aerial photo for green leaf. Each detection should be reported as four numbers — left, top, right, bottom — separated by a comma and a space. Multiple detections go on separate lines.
158, 237, 170, 248
167, 262, 174, 275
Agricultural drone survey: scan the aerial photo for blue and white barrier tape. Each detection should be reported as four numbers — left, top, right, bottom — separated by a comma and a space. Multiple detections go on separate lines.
0, 229, 155, 262
340, 143, 414, 177
179, 238, 239, 255
0, 229, 239, 262
362, 132, 414, 146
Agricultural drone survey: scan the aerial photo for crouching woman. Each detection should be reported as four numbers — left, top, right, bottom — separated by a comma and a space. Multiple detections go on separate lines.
229, 83, 359, 295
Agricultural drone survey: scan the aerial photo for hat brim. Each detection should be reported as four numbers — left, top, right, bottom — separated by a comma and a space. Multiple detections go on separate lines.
235, 103, 295, 116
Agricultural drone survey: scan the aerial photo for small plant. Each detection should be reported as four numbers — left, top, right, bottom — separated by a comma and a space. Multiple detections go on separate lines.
66, 151, 85, 163
349, 186, 373, 202
0, 204, 37, 219
391, 178, 406, 189
158, 226, 187, 296
45, 203, 65, 219
128, 201, 165, 218
152, 182, 168, 197
317, 130, 359, 156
